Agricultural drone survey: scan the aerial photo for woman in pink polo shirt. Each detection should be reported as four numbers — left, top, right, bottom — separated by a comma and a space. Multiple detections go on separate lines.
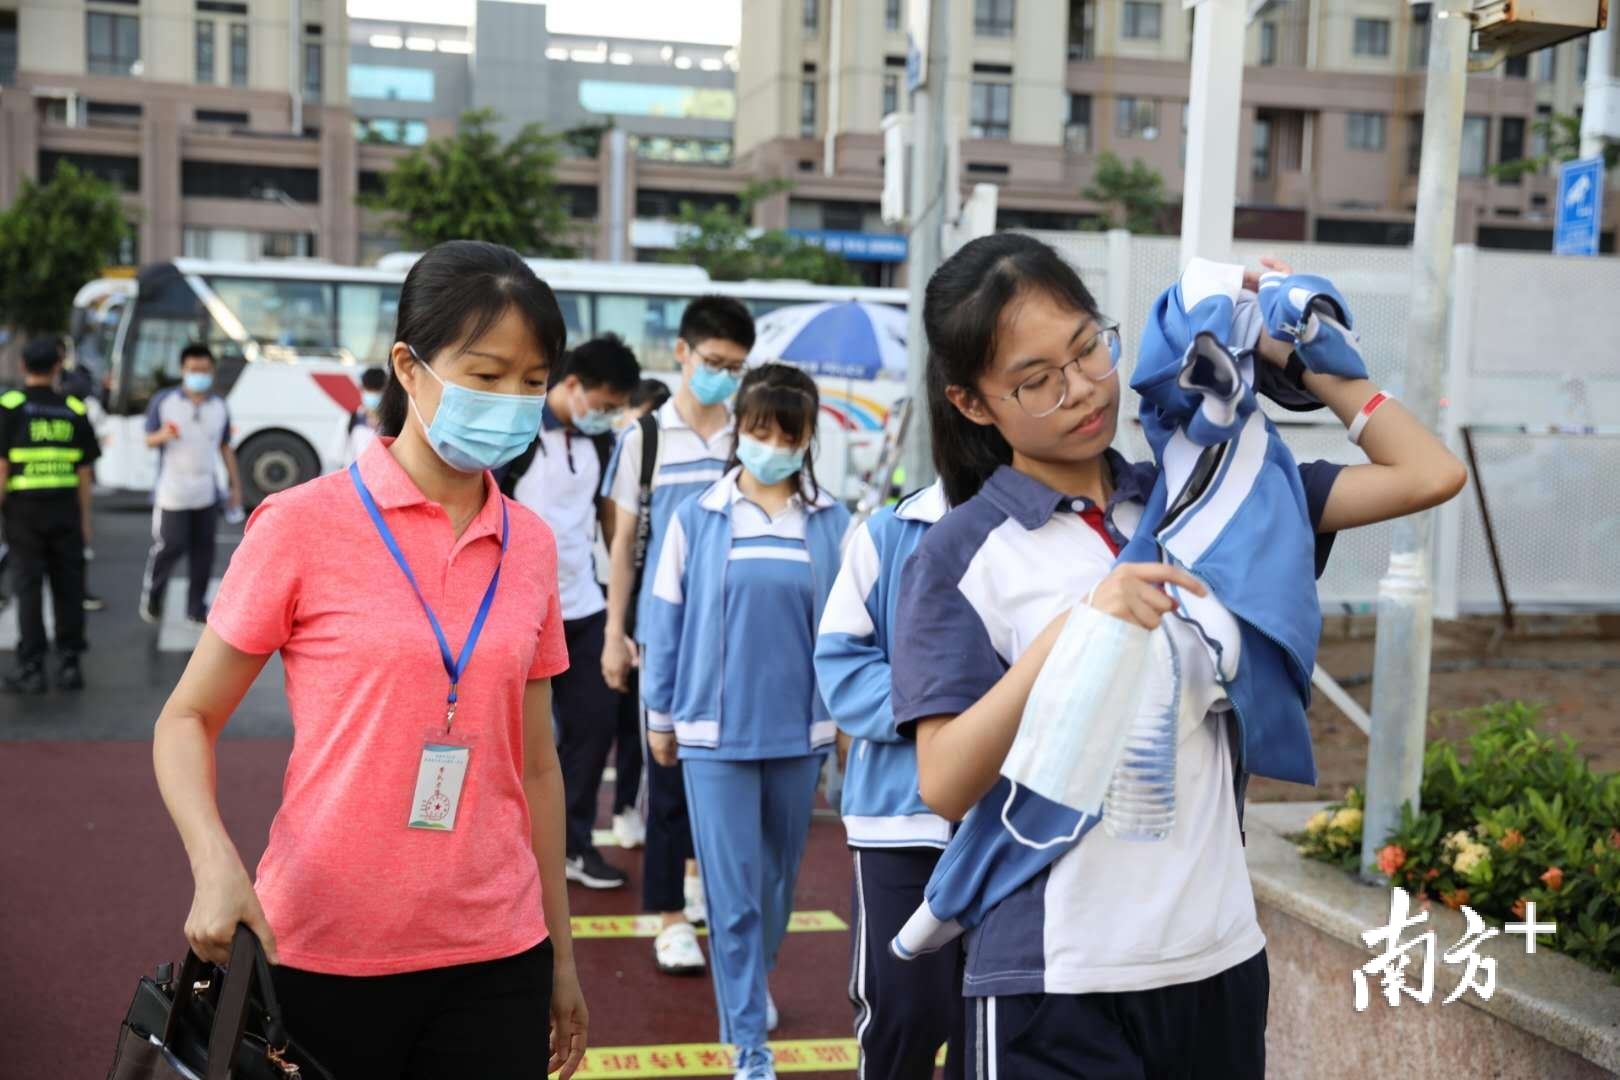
153, 240, 589, 1078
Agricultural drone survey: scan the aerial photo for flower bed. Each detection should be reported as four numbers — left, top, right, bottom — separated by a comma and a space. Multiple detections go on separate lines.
1292, 702, 1620, 979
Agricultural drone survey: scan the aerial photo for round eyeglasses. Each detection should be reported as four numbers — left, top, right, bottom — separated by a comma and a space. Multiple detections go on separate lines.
996, 321, 1123, 419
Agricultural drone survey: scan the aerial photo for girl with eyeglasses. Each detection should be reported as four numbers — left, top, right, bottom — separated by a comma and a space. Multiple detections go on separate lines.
888, 233, 1465, 1077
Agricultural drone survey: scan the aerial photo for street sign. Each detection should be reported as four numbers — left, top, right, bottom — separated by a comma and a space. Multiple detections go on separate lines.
1554, 155, 1604, 256
906, 0, 929, 93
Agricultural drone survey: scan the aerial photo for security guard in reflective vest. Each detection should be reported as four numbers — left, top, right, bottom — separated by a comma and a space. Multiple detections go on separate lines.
0, 338, 100, 693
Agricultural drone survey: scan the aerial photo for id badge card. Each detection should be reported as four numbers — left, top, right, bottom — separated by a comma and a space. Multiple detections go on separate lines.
408, 743, 471, 831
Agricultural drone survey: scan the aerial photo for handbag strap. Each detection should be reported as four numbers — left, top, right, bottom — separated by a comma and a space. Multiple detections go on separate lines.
159, 946, 216, 1047
203, 925, 288, 1080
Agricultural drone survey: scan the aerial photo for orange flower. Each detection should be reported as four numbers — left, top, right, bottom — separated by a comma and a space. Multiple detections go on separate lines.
1424, 868, 1440, 881
1511, 898, 1527, 919
1540, 866, 1564, 891
1609, 829, 1620, 850
1441, 889, 1470, 910
1377, 844, 1407, 877
1500, 829, 1525, 853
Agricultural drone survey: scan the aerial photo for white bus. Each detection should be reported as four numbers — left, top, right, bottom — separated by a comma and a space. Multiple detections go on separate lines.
98, 257, 908, 505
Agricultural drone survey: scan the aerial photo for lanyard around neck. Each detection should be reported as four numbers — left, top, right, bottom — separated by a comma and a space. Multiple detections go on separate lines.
348, 463, 509, 731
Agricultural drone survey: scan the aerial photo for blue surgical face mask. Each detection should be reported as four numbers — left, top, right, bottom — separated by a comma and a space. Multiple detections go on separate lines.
736, 433, 806, 487
569, 385, 619, 436
182, 372, 214, 394
408, 347, 544, 473
690, 361, 741, 406
361, 389, 383, 412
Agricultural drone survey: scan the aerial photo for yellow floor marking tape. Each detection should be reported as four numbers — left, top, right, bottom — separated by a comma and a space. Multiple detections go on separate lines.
575, 1038, 859, 1077
571, 910, 847, 939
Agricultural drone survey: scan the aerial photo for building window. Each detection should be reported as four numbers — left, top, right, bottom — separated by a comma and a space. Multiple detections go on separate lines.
229, 22, 248, 86
1409, 16, 1430, 69
39, 150, 140, 192
1259, 21, 1276, 66
1578, 37, 1590, 80
1498, 116, 1525, 183
1535, 47, 1556, 82
195, 20, 215, 84
885, 0, 901, 32
882, 74, 899, 117
974, 0, 1014, 37
1504, 54, 1528, 79
1460, 115, 1489, 176
1065, 93, 1092, 153
1253, 116, 1272, 178
800, 79, 816, 137
354, 118, 429, 145
1353, 18, 1390, 57
1115, 96, 1159, 139
0, 11, 16, 87
181, 160, 320, 202
304, 43, 322, 98
1346, 111, 1386, 151
1407, 115, 1423, 175
349, 64, 436, 102
1122, 1, 1161, 41
803, 0, 818, 31
970, 81, 1011, 139
87, 12, 140, 76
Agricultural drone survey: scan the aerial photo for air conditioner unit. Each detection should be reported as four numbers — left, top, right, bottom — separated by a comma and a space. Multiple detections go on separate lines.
1470, 0, 1607, 57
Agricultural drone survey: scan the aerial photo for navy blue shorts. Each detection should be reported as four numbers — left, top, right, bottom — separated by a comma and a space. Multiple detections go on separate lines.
963, 948, 1268, 1079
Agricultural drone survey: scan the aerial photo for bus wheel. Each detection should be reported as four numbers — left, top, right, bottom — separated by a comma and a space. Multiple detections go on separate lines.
238, 431, 319, 507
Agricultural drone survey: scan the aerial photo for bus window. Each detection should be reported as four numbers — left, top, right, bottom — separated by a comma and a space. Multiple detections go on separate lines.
126, 317, 204, 412
337, 282, 401, 365
205, 276, 337, 351
554, 290, 593, 345
596, 293, 693, 372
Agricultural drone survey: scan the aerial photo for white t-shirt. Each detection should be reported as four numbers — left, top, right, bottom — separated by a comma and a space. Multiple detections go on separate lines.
514, 408, 605, 621
145, 388, 230, 512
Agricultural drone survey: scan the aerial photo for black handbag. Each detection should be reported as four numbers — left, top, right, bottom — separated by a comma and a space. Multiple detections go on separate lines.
107, 925, 332, 1080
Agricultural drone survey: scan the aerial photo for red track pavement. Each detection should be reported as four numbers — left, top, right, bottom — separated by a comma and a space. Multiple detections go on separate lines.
2, 739, 862, 1080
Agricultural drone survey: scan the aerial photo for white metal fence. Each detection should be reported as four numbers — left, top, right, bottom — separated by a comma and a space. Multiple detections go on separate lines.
1029, 230, 1620, 615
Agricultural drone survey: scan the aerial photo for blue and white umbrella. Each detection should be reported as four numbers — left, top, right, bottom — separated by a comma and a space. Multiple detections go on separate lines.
748, 300, 908, 380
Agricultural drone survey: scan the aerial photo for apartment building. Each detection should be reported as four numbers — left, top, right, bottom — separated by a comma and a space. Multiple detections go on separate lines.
0, 0, 356, 264
736, 0, 1617, 249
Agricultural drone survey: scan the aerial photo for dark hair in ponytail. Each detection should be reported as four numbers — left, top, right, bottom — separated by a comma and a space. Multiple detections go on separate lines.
379, 240, 568, 437
726, 362, 823, 501
923, 233, 1101, 507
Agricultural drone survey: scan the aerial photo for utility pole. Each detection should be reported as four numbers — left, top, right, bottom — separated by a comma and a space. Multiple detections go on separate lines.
1180, 0, 1247, 267
900, 0, 950, 490
1360, 0, 1472, 882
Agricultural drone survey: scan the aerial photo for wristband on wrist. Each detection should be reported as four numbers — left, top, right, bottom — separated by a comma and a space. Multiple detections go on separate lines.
1347, 391, 1391, 446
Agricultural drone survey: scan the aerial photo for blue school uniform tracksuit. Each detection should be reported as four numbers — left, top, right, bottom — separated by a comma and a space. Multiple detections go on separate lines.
640, 468, 850, 1055
815, 482, 964, 1080
891, 262, 1366, 962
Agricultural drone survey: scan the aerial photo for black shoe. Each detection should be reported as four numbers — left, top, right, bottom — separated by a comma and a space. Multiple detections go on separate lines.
56, 654, 85, 691
1, 663, 47, 695
139, 598, 162, 625
564, 850, 628, 890
82, 592, 105, 612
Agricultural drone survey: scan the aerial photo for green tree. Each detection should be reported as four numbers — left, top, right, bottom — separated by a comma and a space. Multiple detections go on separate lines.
0, 162, 130, 336
670, 180, 861, 285
1492, 111, 1620, 183
359, 108, 576, 256
1082, 152, 1170, 235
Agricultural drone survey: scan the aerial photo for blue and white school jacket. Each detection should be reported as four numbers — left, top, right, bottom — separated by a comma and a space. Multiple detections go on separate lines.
815, 482, 952, 849
641, 467, 851, 760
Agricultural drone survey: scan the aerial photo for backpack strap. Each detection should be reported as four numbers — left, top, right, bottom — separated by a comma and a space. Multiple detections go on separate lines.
626, 413, 659, 637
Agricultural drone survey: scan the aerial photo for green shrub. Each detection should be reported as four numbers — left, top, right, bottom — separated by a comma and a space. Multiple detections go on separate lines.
1291, 702, 1620, 978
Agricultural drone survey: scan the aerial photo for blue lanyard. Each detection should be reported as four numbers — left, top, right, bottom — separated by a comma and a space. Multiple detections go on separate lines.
348, 463, 508, 731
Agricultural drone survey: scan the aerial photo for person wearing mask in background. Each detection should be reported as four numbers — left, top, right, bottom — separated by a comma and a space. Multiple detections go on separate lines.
152, 240, 589, 1078
0, 338, 99, 693
601, 295, 755, 976
620, 377, 672, 430
337, 365, 388, 467
140, 344, 242, 627
641, 364, 849, 1080
502, 334, 640, 890
814, 477, 964, 1080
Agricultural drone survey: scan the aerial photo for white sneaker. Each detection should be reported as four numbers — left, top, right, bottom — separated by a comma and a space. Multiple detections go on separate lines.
765, 990, 779, 1033
653, 921, 706, 975
683, 873, 707, 926
612, 808, 645, 849
733, 1047, 776, 1080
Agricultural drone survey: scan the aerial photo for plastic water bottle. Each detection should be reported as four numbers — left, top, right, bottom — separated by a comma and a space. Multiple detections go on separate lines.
1103, 630, 1180, 841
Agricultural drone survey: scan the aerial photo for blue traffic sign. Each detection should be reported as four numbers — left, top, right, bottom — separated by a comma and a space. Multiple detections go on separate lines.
1554, 156, 1604, 257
